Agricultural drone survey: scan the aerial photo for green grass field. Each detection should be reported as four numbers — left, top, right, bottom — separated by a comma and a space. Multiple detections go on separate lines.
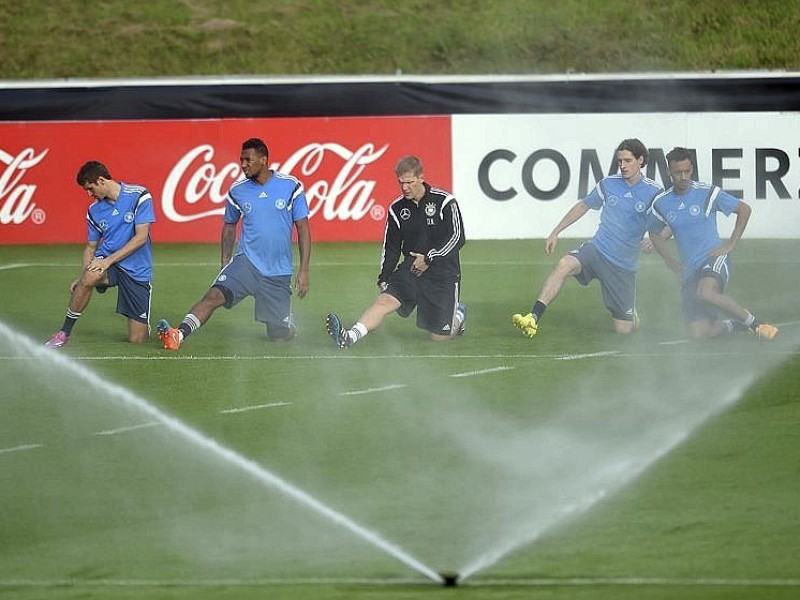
2, 1, 799, 78
1, 240, 798, 600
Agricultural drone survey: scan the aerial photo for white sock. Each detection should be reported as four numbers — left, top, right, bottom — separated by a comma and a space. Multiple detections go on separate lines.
349, 322, 369, 344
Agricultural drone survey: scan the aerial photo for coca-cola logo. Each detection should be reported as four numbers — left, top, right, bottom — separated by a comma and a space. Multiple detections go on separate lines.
0, 148, 48, 226
162, 142, 389, 223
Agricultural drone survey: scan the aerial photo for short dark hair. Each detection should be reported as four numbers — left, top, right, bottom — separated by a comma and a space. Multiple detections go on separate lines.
616, 138, 648, 166
242, 137, 269, 159
666, 146, 694, 165
76, 161, 111, 186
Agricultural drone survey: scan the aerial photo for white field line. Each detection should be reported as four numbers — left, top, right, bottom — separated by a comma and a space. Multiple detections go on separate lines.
0, 443, 43, 454
1, 576, 797, 588
470, 577, 800, 587
340, 384, 407, 396
659, 338, 690, 346
1, 349, 798, 362
0, 577, 428, 587
660, 319, 800, 346
554, 351, 620, 361
94, 422, 162, 436
0, 263, 31, 271
220, 402, 292, 414
5, 256, 800, 267
450, 366, 514, 378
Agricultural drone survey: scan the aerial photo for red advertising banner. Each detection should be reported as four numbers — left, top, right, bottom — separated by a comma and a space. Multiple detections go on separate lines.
0, 116, 452, 244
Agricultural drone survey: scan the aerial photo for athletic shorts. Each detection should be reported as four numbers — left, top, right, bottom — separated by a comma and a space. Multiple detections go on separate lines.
569, 241, 636, 321
384, 259, 461, 336
681, 254, 731, 323
104, 264, 152, 325
213, 254, 294, 338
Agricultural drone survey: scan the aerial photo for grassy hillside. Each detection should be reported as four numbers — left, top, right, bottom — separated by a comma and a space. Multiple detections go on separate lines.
1, 0, 799, 79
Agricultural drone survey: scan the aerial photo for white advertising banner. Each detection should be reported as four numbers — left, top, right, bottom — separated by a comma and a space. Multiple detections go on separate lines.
452, 113, 800, 239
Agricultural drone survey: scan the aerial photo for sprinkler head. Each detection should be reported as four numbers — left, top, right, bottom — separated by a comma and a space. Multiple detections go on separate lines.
440, 571, 459, 587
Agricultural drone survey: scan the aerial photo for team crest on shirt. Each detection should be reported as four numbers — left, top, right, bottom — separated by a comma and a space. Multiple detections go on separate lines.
242, 202, 253, 214
425, 202, 437, 217
124, 212, 135, 223
275, 199, 287, 210
635, 201, 646, 212
400, 207, 412, 220
607, 195, 619, 206
99, 220, 109, 231
689, 205, 701, 216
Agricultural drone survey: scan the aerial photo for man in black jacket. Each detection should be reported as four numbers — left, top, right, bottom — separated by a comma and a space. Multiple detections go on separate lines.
326, 155, 466, 347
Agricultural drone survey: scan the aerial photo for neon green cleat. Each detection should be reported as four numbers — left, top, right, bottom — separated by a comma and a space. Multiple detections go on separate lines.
512, 312, 538, 338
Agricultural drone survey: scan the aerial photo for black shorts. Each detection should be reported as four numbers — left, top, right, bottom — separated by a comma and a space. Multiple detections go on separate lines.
384, 260, 461, 336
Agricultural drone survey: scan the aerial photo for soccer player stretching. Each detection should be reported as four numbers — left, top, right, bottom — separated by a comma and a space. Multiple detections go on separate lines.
326, 155, 466, 347
158, 137, 311, 349
513, 138, 662, 337
45, 161, 155, 347
650, 147, 778, 340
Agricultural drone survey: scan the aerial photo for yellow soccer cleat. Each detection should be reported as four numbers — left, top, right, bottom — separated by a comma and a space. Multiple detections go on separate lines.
512, 312, 538, 338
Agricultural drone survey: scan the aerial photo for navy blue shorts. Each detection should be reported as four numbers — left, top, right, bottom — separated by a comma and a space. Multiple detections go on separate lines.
104, 265, 152, 324
681, 254, 731, 323
569, 241, 636, 321
213, 254, 294, 338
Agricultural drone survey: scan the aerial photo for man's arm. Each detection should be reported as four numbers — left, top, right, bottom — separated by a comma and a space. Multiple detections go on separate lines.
649, 226, 683, 274
70, 240, 100, 293
378, 209, 401, 287
413, 198, 466, 275
710, 200, 751, 257
220, 222, 237, 267
87, 223, 150, 273
294, 217, 311, 298
545, 200, 590, 255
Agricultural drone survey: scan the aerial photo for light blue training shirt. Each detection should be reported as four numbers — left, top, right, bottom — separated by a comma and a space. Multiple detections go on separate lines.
652, 181, 740, 280
583, 174, 663, 272
86, 183, 155, 282
224, 171, 310, 277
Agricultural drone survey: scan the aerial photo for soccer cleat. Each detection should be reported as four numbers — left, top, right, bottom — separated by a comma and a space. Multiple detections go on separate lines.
753, 322, 779, 341
157, 319, 182, 351
512, 312, 538, 338
44, 330, 69, 348
325, 313, 351, 348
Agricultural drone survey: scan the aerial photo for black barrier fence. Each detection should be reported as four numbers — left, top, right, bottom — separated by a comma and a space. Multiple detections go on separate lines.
1, 73, 799, 121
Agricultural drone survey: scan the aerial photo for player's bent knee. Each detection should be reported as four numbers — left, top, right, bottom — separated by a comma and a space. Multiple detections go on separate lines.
429, 332, 454, 342
268, 325, 296, 342
555, 255, 581, 277
613, 320, 635, 334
